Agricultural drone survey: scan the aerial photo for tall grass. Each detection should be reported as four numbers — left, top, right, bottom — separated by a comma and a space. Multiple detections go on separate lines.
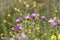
0, 0, 60, 40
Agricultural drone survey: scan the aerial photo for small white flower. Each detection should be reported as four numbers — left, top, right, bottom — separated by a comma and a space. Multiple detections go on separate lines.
48, 19, 54, 23
21, 33, 27, 39
25, 16, 30, 20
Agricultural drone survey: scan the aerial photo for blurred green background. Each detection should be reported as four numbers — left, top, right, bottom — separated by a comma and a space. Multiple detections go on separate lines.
0, 0, 60, 40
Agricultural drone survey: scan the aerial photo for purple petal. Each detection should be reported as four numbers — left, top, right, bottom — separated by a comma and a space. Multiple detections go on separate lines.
15, 26, 22, 31
52, 21, 57, 26
25, 16, 30, 20
30, 13, 37, 19
16, 18, 22, 23
41, 16, 46, 20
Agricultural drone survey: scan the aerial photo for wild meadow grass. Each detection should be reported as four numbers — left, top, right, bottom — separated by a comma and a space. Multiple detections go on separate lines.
0, 0, 60, 40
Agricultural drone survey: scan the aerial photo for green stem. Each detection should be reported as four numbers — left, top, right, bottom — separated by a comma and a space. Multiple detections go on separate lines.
43, 21, 46, 32
56, 34, 58, 40
1, 24, 9, 40
55, 27, 58, 40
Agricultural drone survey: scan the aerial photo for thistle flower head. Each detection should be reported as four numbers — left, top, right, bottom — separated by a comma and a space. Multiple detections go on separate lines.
30, 13, 37, 19
16, 18, 22, 23
15, 26, 22, 31
41, 16, 46, 21
52, 21, 57, 26
48, 19, 57, 26
25, 16, 30, 20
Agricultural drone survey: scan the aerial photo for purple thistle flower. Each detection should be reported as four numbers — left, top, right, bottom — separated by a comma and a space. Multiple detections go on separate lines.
48, 19, 57, 26
25, 16, 30, 20
41, 16, 46, 21
30, 13, 37, 19
15, 26, 22, 31
52, 21, 57, 26
16, 18, 22, 23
